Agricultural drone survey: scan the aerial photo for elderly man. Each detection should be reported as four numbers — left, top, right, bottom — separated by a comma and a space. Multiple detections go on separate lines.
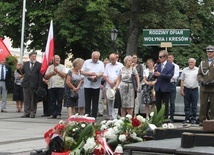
45, 55, 67, 119
21, 51, 42, 118
154, 50, 174, 119
0, 58, 11, 112
104, 53, 123, 119
81, 51, 104, 118
198, 45, 214, 125
180, 58, 199, 124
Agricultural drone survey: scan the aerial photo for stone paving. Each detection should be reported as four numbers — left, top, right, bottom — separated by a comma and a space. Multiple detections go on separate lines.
0, 101, 107, 154
0, 101, 207, 154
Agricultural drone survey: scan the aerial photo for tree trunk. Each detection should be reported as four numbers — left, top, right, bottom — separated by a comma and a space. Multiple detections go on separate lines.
126, 0, 142, 55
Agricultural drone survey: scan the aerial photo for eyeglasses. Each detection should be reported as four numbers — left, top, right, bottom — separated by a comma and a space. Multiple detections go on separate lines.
159, 55, 165, 59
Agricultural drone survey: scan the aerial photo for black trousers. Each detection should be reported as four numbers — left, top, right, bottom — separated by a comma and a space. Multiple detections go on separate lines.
84, 88, 100, 118
155, 90, 170, 119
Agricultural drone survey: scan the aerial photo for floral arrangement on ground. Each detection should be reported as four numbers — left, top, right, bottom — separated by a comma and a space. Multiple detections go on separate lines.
44, 105, 166, 155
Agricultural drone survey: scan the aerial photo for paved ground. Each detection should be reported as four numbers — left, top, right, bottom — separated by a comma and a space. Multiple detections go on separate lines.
0, 101, 190, 154
0, 101, 111, 154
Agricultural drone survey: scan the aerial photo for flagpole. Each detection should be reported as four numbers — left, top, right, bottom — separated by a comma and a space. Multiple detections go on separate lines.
20, 0, 26, 62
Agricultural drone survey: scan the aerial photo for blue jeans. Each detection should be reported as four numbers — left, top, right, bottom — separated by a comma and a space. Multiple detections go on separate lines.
183, 87, 198, 121
169, 83, 176, 119
48, 88, 64, 117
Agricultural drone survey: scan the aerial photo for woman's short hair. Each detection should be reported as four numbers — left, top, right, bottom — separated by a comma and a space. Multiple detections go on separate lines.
123, 55, 132, 64
72, 58, 84, 68
17, 61, 23, 65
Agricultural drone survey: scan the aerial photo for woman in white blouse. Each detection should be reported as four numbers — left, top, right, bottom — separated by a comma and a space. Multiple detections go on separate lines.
142, 59, 156, 119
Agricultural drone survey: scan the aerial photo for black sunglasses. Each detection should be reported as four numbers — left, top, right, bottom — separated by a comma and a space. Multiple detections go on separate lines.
159, 55, 165, 58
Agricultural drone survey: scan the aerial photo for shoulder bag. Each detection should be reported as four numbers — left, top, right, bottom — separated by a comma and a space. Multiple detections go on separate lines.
66, 70, 79, 99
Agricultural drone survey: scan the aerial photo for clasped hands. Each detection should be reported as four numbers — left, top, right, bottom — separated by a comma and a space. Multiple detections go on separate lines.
201, 81, 214, 86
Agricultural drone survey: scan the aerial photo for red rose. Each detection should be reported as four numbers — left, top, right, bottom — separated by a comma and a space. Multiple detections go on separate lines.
132, 118, 141, 127
95, 130, 101, 136
54, 124, 65, 131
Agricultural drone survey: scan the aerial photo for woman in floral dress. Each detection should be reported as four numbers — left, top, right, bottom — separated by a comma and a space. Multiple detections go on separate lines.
142, 59, 156, 119
64, 58, 84, 117
115, 55, 140, 117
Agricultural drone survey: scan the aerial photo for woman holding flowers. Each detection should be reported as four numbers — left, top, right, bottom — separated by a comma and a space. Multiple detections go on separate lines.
115, 55, 140, 117
64, 58, 84, 117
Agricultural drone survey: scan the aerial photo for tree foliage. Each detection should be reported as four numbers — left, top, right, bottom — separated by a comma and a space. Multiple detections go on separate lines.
0, 0, 214, 67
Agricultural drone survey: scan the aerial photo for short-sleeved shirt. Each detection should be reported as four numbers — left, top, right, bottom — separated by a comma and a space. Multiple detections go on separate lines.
45, 64, 67, 89
119, 67, 138, 82
104, 62, 124, 88
170, 63, 180, 83
81, 59, 104, 89
180, 66, 199, 89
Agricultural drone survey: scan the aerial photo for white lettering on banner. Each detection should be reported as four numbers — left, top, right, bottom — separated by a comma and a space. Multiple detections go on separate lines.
168, 37, 189, 41
149, 30, 169, 35
144, 37, 165, 41
169, 30, 183, 35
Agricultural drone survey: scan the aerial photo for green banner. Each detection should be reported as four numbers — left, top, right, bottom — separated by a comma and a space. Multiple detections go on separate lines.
143, 29, 190, 46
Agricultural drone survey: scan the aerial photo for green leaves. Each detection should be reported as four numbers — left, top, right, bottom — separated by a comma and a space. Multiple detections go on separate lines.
1, 0, 214, 62
150, 105, 165, 127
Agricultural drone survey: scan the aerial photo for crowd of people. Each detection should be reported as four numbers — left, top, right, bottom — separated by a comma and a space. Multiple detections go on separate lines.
1, 45, 214, 126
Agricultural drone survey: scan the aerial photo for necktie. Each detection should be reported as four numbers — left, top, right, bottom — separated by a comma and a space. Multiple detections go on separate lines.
30, 62, 34, 70
1, 65, 4, 80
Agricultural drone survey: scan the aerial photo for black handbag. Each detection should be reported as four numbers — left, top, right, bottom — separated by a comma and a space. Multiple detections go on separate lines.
131, 67, 138, 91
69, 89, 79, 99
34, 87, 47, 102
114, 90, 121, 108
131, 67, 138, 98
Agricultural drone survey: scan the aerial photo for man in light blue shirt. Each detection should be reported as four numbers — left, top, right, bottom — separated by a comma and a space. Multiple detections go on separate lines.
81, 51, 104, 118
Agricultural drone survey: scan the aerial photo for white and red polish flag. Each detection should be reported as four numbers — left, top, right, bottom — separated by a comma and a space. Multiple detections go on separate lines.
0, 38, 11, 61
40, 20, 54, 74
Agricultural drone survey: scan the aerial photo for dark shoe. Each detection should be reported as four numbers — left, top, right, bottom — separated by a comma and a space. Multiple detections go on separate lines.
1, 109, 7, 113
97, 113, 103, 117
191, 120, 196, 124
170, 118, 174, 123
30, 115, 35, 118
183, 120, 190, 124
199, 122, 203, 126
47, 115, 55, 119
21, 114, 30, 118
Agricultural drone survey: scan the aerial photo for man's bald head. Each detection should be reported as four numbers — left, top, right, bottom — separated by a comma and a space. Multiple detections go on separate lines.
109, 53, 117, 65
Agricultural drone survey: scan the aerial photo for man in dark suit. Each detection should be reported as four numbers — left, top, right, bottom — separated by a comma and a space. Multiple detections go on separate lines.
21, 51, 42, 118
154, 50, 174, 119
0, 58, 11, 112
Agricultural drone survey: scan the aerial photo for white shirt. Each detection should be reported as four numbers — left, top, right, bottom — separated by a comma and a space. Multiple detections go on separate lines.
161, 60, 167, 71
170, 62, 180, 83
45, 64, 67, 89
81, 59, 104, 89
104, 62, 124, 88
180, 66, 199, 88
